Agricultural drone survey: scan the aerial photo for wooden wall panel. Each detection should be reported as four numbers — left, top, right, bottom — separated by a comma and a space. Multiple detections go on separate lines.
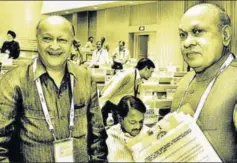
97, 6, 129, 55
155, 1, 185, 69
88, 11, 97, 41
130, 2, 157, 26
184, 0, 201, 12
63, 14, 73, 23
77, 11, 88, 46
0, 1, 45, 47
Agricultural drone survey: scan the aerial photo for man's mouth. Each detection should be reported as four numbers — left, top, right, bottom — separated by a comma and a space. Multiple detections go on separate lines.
131, 129, 140, 135
186, 52, 200, 59
47, 51, 63, 56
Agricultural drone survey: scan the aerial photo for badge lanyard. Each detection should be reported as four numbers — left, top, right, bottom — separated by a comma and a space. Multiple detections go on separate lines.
177, 54, 234, 121
95, 49, 102, 63
119, 50, 125, 60
134, 69, 138, 97
33, 57, 75, 141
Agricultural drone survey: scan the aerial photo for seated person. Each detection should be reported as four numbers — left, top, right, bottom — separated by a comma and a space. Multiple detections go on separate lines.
71, 40, 84, 65
106, 95, 150, 162
111, 40, 130, 70
85, 36, 95, 51
89, 41, 110, 68
1, 30, 20, 59
101, 36, 109, 52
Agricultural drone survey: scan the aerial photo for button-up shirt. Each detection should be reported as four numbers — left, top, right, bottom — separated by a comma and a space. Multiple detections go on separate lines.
0, 58, 107, 162
112, 47, 130, 64
100, 68, 144, 107
90, 48, 110, 67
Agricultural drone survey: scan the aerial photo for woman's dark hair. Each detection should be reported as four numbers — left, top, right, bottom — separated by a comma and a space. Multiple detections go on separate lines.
117, 95, 146, 118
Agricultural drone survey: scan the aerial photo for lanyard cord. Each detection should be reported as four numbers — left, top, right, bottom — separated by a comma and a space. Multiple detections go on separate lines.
96, 49, 103, 63
177, 54, 234, 121
134, 69, 138, 97
33, 57, 75, 140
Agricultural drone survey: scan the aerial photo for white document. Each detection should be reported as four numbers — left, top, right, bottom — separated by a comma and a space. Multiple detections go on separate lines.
130, 113, 222, 162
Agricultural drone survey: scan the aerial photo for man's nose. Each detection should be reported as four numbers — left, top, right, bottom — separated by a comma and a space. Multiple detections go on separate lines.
50, 40, 61, 50
183, 35, 196, 48
134, 123, 141, 129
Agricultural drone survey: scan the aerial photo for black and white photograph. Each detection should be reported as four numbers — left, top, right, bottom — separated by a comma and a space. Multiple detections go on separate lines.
0, 0, 236, 162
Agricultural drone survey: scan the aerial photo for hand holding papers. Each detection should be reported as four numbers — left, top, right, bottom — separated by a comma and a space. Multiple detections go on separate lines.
128, 112, 222, 162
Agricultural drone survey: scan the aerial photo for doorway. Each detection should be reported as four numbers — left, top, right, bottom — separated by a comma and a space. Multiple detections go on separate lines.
135, 34, 149, 60
129, 32, 156, 61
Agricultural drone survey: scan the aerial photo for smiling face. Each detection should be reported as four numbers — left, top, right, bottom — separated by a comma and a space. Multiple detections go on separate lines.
36, 16, 74, 70
179, 5, 225, 72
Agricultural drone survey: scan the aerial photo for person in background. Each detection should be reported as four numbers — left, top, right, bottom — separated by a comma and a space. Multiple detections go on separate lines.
100, 58, 155, 125
111, 40, 130, 70
101, 37, 109, 52
0, 16, 107, 162
106, 95, 150, 162
71, 39, 84, 65
1, 30, 20, 59
89, 40, 110, 68
85, 36, 95, 51
171, 3, 237, 162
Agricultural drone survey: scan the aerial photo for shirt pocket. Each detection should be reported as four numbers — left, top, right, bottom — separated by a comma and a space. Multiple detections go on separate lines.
73, 103, 88, 138
23, 108, 56, 142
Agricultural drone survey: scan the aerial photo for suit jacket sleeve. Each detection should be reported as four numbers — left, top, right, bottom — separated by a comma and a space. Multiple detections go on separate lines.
10, 42, 20, 58
87, 70, 108, 162
1, 42, 7, 53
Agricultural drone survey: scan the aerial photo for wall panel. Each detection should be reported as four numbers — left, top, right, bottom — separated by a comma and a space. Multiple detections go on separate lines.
155, 1, 185, 69
130, 2, 157, 26
88, 11, 97, 41
0, 1, 45, 48
77, 11, 88, 46
97, 6, 129, 55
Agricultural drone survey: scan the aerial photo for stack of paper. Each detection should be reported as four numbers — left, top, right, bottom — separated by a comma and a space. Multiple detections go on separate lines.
127, 112, 222, 162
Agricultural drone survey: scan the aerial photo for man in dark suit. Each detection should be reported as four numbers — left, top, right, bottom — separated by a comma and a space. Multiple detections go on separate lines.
1, 30, 20, 59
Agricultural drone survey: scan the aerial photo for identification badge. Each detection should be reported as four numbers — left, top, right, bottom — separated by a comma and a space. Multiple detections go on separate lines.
53, 138, 74, 162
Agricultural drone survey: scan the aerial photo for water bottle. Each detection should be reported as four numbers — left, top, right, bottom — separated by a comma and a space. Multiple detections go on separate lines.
106, 113, 114, 126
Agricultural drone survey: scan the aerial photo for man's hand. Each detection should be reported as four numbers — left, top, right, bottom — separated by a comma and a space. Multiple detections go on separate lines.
5, 50, 10, 54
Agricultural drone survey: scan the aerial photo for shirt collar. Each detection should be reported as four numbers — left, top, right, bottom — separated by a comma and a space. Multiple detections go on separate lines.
195, 51, 232, 81
33, 57, 78, 81
135, 68, 141, 80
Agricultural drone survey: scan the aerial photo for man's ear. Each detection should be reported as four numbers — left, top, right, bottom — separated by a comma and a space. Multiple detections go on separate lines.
222, 25, 231, 47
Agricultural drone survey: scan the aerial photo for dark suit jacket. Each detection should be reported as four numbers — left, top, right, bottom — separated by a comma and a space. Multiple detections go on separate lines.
1, 40, 20, 59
